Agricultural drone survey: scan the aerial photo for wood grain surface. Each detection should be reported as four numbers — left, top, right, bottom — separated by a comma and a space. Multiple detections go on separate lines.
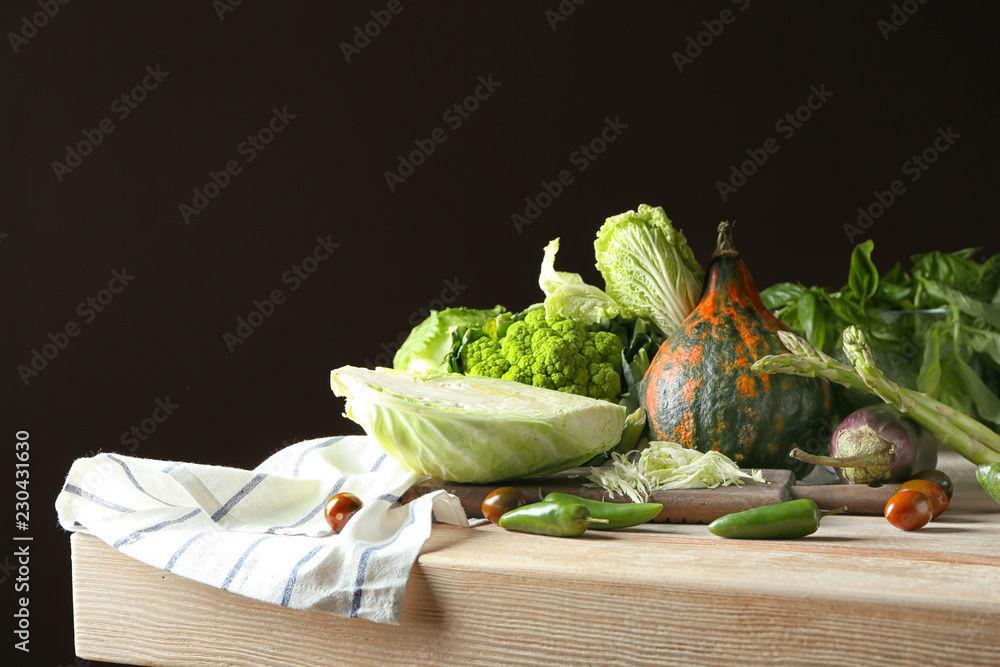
71, 452, 1000, 666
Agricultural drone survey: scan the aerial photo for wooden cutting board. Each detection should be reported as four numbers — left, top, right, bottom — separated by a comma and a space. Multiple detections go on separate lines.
401, 468, 902, 523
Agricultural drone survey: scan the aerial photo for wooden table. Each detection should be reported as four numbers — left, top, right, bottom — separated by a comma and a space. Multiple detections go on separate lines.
71, 452, 1000, 666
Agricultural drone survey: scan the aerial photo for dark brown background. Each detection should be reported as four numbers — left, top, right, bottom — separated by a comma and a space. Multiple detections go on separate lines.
3, 1, 999, 664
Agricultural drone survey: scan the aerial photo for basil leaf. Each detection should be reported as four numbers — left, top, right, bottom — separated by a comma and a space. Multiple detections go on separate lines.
878, 280, 913, 304
923, 280, 1000, 328
970, 252, 1000, 302
760, 282, 804, 310
961, 324, 1000, 367
825, 291, 861, 323
796, 291, 823, 351
911, 249, 983, 292
881, 261, 908, 286
953, 355, 1000, 425
916, 321, 944, 397
848, 240, 879, 305
937, 365, 972, 417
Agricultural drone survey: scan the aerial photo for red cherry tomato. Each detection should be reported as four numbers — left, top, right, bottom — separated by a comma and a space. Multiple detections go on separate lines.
884, 489, 933, 531
909, 469, 954, 500
897, 479, 949, 518
324, 492, 363, 533
481, 487, 527, 525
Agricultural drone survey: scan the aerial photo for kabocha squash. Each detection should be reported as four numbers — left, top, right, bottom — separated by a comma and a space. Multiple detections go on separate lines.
640, 222, 831, 478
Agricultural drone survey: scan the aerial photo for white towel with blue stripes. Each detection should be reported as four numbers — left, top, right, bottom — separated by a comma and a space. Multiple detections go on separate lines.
55, 435, 471, 624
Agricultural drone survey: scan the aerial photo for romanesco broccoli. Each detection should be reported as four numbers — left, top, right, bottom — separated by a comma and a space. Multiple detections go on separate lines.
459, 308, 624, 400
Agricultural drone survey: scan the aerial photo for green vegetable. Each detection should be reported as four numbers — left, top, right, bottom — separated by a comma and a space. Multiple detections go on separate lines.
329, 366, 628, 484
760, 241, 1000, 428
751, 327, 1000, 466
541, 492, 662, 529
976, 462, 1000, 505
594, 204, 705, 337
457, 307, 624, 400
539, 238, 631, 325
585, 441, 767, 504
708, 499, 847, 539
498, 501, 609, 537
392, 305, 507, 373
612, 406, 647, 456
539, 204, 705, 338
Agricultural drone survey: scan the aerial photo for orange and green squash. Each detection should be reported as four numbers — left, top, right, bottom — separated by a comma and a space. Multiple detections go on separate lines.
640, 222, 831, 478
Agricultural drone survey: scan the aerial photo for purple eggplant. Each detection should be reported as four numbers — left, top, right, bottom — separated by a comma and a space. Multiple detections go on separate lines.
791, 404, 938, 484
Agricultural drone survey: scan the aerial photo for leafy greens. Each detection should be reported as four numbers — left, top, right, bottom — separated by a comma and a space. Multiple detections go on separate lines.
541, 204, 705, 338
392, 305, 507, 373
760, 241, 1000, 429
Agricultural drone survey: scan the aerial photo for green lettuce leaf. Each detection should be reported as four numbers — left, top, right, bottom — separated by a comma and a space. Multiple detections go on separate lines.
393, 305, 507, 373
538, 238, 631, 324
594, 204, 704, 337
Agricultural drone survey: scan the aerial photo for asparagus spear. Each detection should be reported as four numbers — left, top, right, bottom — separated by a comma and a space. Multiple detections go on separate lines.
751, 326, 1000, 466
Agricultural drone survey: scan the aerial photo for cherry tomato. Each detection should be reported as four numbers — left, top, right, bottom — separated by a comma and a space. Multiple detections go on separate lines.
897, 479, 949, 518
884, 489, 933, 531
910, 469, 954, 500
324, 492, 363, 533
481, 487, 527, 525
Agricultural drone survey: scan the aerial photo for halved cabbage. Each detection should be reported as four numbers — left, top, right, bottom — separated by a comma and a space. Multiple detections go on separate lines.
330, 366, 627, 483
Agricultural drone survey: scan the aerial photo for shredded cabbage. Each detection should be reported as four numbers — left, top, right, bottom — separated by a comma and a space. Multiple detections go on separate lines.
586, 441, 766, 503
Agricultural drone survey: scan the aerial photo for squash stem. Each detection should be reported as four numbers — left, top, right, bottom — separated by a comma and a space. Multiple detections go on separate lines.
712, 221, 739, 258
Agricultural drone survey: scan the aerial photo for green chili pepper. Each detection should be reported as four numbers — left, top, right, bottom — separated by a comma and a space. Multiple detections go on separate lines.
541, 492, 663, 530
707, 499, 847, 539
498, 501, 609, 537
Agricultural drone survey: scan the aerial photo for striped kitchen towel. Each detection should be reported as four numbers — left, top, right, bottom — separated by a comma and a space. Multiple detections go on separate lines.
55, 435, 471, 625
